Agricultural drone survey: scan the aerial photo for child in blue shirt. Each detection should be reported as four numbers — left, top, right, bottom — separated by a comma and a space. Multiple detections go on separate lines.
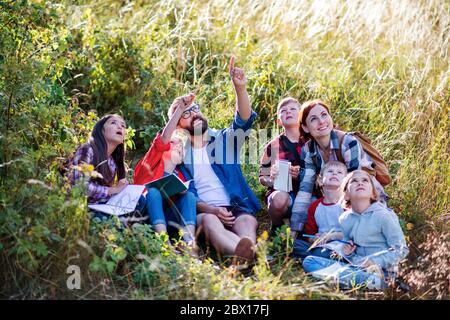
302, 170, 409, 290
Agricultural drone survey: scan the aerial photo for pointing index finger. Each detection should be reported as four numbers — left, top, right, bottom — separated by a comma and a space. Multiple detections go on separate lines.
229, 55, 235, 75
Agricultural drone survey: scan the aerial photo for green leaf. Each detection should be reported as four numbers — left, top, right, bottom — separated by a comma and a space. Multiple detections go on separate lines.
106, 261, 116, 273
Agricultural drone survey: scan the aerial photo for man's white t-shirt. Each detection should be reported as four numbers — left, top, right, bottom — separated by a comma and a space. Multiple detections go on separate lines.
192, 145, 231, 207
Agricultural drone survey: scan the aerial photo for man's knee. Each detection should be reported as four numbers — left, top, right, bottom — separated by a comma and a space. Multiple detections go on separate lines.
201, 213, 222, 230
235, 214, 258, 228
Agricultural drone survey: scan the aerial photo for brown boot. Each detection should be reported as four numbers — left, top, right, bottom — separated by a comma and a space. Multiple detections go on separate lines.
232, 237, 255, 267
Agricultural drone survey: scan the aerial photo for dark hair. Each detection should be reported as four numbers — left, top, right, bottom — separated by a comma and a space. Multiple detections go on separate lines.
90, 114, 126, 186
298, 99, 331, 140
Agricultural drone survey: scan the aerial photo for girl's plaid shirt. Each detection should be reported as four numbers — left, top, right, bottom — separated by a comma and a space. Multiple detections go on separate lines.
70, 143, 117, 204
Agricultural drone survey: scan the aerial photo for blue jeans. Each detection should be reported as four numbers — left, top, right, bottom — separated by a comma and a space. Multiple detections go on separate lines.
292, 239, 334, 259
145, 188, 196, 232
302, 256, 389, 290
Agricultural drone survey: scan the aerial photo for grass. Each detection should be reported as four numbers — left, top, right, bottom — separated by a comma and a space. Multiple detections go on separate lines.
0, 0, 448, 300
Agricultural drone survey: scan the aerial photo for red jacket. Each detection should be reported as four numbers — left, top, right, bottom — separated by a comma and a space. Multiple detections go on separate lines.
133, 132, 185, 185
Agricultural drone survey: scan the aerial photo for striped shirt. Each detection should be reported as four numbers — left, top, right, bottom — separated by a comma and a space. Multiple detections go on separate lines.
291, 129, 373, 232
70, 143, 117, 204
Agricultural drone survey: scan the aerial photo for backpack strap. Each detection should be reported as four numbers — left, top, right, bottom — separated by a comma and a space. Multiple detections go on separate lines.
308, 139, 323, 199
334, 130, 346, 164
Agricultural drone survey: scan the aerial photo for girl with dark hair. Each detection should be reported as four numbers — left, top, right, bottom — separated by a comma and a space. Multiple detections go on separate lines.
69, 114, 148, 224
70, 114, 128, 203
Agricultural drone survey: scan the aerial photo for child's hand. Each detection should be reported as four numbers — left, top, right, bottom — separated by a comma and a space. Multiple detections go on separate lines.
343, 240, 357, 256
116, 178, 129, 192
108, 178, 128, 196
269, 163, 279, 181
289, 165, 300, 179
172, 93, 196, 113
229, 56, 247, 87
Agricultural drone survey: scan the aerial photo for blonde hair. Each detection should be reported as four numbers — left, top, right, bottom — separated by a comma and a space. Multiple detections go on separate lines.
173, 129, 188, 143
316, 160, 348, 191
340, 170, 380, 207
319, 161, 348, 177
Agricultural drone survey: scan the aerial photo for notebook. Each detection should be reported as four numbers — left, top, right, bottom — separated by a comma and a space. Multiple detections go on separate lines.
273, 160, 292, 192
145, 173, 192, 199
88, 184, 145, 216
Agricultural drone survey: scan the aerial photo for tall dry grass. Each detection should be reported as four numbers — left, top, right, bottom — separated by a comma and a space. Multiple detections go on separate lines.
1, 0, 448, 299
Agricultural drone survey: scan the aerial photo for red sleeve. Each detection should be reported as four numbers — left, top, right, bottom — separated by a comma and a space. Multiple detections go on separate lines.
304, 198, 322, 235
133, 133, 169, 185
153, 132, 171, 152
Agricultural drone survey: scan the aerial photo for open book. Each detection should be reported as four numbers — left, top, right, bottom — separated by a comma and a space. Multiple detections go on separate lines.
88, 184, 145, 216
145, 173, 191, 199
273, 160, 292, 192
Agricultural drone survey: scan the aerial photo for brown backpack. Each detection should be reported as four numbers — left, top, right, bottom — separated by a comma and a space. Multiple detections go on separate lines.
336, 131, 392, 186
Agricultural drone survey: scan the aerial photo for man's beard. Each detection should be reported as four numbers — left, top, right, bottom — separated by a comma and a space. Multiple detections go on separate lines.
187, 115, 208, 136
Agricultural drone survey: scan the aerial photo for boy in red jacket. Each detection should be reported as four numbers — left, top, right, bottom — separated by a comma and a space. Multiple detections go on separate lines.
134, 94, 197, 251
